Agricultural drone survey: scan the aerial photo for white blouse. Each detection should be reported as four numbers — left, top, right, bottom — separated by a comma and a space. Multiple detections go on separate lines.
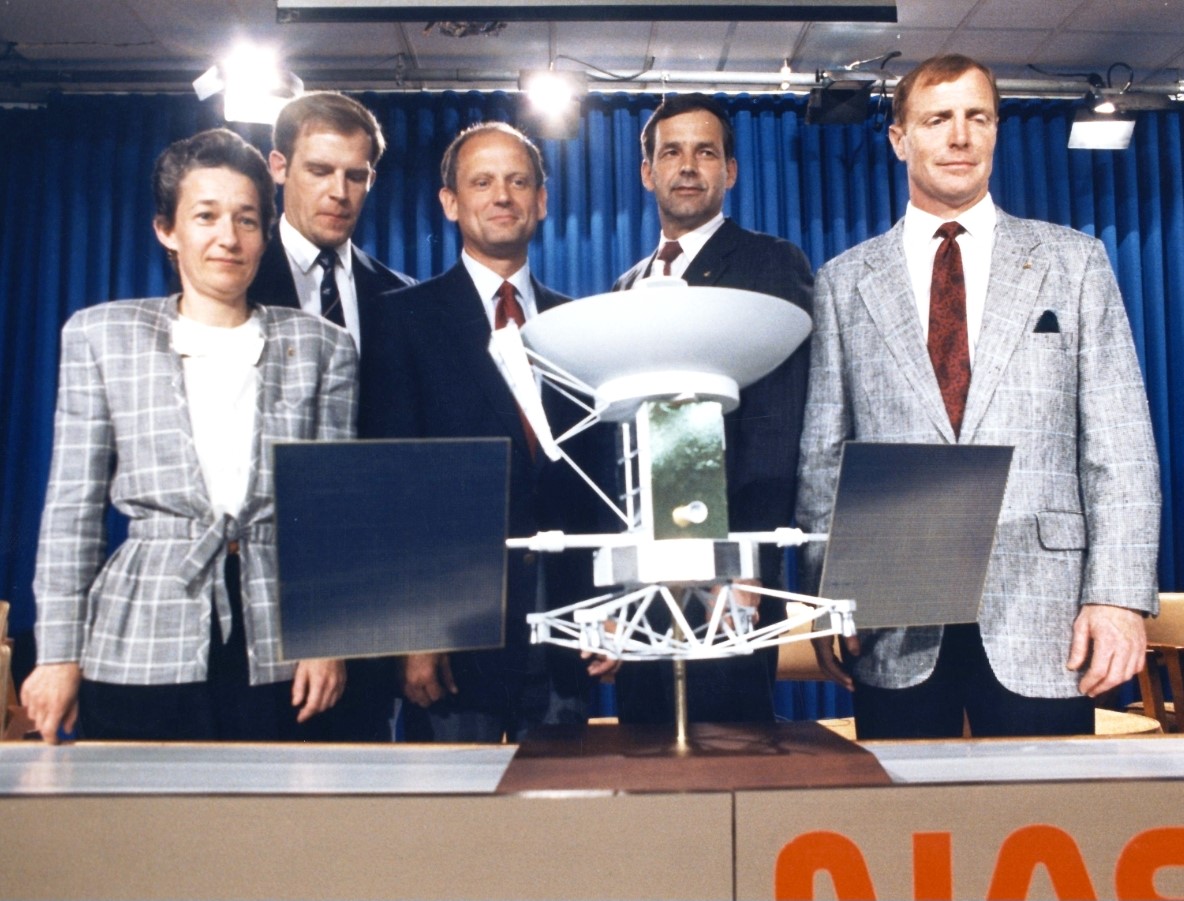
171, 310, 265, 518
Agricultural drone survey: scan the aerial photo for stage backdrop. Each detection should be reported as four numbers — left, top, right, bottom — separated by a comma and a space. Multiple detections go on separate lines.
2, 91, 1180, 720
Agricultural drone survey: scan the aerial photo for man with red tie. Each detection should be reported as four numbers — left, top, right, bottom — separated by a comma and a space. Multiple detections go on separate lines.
610, 93, 814, 725
358, 123, 602, 742
796, 54, 1160, 738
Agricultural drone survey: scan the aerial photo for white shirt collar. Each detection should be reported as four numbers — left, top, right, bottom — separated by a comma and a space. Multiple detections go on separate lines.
460, 251, 538, 324
903, 194, 997, 245
171, 309, 265, 364
279, 215, 353, 278
653, 212, 726, 274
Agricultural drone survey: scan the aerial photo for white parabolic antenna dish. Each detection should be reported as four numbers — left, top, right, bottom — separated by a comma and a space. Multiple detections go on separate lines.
520, 283, 812, 421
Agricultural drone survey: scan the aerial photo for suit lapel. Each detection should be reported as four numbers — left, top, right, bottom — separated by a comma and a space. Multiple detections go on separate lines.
856, 224, 958, 441
683, 218, 740, 287
960, 213, 1050, 441
249, 238, 301, 309
440, 264, 533, 454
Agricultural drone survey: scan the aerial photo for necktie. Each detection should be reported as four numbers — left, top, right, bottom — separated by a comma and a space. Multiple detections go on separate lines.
655, 240, 683, 276
494, 281, 537, 457
928, 222, 970, 438
494, 279, 526, 330
316, 249, 345, 328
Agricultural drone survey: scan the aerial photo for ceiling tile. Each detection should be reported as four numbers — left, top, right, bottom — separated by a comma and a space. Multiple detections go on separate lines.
895, 0, 980, 28
965, 0, 1083, 30
1075, 0, 1184, 34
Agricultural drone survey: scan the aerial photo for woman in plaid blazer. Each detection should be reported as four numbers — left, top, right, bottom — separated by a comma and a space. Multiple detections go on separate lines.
22, 129, 357, 742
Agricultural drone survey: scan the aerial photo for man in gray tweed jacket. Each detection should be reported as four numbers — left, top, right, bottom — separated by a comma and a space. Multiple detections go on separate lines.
796, 54, 1161, 739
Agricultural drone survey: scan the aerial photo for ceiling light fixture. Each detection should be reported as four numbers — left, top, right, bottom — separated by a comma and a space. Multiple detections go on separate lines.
518, 69, 588, 140
1070, 64, 1136, 149
1068, 109, 1136, 150
193, 43, 303, 125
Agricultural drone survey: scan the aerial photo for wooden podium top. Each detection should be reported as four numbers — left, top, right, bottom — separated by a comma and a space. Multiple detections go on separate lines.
497, 720, 893, 794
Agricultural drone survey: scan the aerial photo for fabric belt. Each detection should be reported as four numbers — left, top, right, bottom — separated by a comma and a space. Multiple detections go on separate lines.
128, 515, 275, 641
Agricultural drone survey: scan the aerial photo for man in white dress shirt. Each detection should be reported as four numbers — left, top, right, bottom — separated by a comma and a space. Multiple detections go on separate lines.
796, 54, 1160, 738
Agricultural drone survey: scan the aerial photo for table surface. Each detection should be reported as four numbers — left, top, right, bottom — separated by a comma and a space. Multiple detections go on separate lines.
1, 729, 1182, 796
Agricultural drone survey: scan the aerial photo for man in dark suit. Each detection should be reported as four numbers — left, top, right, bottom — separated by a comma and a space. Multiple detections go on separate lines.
609, 93, 814, 725
358, 122, 602, 743
249, 91, 415, 353
249, 91, 414, 743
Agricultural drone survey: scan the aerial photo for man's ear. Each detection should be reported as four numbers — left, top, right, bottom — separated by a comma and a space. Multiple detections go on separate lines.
268, 150, 289, 185
887, 125, 908, 163
439, 186, 459, 222
641, 159, 655, 193
535, 184, 548, 222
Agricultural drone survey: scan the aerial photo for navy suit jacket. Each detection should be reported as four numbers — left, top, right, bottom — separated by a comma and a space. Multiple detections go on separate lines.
615, 218, 814, 582
247, 233, 414, 740
611, 218, 813, 724
248, 236, 415, 358
358, 261, 605, 713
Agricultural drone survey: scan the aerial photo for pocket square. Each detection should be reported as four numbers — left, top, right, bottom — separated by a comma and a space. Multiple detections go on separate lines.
1034, 310, 1060, 333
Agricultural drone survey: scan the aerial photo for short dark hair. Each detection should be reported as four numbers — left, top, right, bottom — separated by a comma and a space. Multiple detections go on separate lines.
272, 91, 386, 166
892, 54, 1000, 125
641, 93, 735, 163
152, 128, 275, 235
439, 122, 546, 191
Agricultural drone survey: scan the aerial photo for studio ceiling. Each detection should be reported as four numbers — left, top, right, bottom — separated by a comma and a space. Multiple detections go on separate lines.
2, 0, 1184, 100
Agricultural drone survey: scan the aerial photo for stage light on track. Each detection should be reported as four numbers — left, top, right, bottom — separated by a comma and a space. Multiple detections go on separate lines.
194, 43, 303, 125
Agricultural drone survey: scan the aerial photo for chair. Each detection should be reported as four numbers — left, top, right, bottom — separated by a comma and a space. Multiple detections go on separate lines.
1134, 592, 1184, 734
1, 600, 11, 736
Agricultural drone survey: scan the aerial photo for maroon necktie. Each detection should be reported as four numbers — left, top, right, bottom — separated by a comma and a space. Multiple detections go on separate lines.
494, 281, 537, 457
654, 240, 683, 276
928, 222, 970, 438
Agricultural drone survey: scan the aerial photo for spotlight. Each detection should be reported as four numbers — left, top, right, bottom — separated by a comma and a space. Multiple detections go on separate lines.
193, 43, 303, 125
518, 69, 587, 140
1068, 108, 1136, 150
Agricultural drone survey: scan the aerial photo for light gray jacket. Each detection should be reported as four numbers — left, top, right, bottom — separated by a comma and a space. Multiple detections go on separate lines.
796, 211, 1160, 697
34, 297, 357, 686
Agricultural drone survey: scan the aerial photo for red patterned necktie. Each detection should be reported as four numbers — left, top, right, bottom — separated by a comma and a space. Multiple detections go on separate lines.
655, 240, 683, 276
494, 280, 537, 457
928, 222, 970, 438
494, 279, 526, 330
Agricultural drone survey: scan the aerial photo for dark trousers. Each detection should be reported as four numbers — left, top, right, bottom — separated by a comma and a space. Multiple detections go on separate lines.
78, 554, 299, 742
852, 623, 1094, 739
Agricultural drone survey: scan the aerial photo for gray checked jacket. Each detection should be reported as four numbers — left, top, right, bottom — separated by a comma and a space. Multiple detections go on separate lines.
796, 211, 1161, 698
33, 297, 357, 686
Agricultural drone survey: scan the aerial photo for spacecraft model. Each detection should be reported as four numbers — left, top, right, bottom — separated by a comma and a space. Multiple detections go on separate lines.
489, 277, 856, 742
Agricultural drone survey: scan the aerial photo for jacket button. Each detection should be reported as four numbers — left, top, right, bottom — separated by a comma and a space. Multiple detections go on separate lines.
523, 552, 537, 565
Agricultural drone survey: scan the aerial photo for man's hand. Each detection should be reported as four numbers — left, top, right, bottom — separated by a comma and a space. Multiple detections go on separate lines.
582, 651, 622, 679
20, 662, 82, 744
1068, 605, 1147, 697
400, 653, 457, 708
291, 658, 346, 723
811, 634, 860, 691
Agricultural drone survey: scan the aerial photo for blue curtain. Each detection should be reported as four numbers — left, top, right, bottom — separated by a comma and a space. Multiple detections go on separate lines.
3, 90, 1181, 720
